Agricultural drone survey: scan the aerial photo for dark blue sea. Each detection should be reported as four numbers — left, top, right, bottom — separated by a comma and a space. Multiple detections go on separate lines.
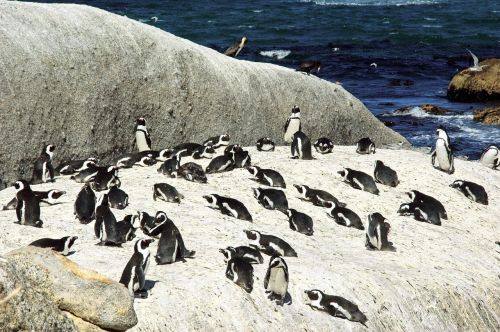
40, 0, 500, 158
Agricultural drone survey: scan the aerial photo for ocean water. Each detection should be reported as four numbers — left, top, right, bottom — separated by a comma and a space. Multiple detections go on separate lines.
37, 0, 500, 158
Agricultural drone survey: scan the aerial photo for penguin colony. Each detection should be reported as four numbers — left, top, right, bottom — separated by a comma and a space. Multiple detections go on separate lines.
0, 107, 496, 328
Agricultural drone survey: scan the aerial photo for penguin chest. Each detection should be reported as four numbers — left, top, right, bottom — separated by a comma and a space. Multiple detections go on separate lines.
268, 268, 287, 296
284, 118, 300, 143
42, 162, 49, 182
135, 132, 150, 152
435, 142, 452, 170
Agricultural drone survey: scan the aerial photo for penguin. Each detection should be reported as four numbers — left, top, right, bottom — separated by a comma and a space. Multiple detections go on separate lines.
431, 127, 454, 174
304, 290, 368, 326
74, 183, 96, 224
224, 144, 242, 155
115, 152, 156, 168
224, 37, 248, 57
55, 158, 97, 175
118, 214, 142, 243
3, 189, 66, 210
69, 163, 100, 183
324, 201, 364, 230
119, 238, 155, 298
291, 131, 313, 160
31, 144, 56, 184
293, 184, 345, 207
179, 162, 207, 183
397, 202, 441, 226
203, 194, 253, 222
356, 137, 376, 154
219, 246, 264, 264
296, 61, 321, 75
365, 213, 393, 251
256, 137, 275, 152
134, 117, 152, 152
29, 236, 78, 256
313, 137, 334, 154
264, 256, 289, 305
138, 211, 157, 237
283, 105, 301, 144
231, 149, 251, 168
225, 257, 254, 293
157, 155, 180, 178
108, 185, 129, 209
203, 134, 230, 148
286, 209, 314, 236
252, 188, 288, 214
246, 166, 286, 188
192, 145, 216, 159
244, 230, 297, 257
338, 168, 379, 195
206, 155, 235, 174
167, 143, 202, 157
406, 190, 447, 220
148, 211, 196, 264
94, 194, 123, 246
449, 180, 488, 205
91, 166, 120, 192
373, 160, 399, 187
153, 183, 184, 204
479, 145, 499, 169
13, 180, 42, 227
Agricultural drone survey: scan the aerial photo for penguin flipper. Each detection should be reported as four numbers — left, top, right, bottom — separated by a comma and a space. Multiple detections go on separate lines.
135, 265, 146, 291
431, 150, 437, 166
263, 265, 271, 290
15, 198, 23, 222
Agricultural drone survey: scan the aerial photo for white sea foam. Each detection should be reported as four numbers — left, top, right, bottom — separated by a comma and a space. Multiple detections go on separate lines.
300, 0, 445, 6
259, 50, 292, 60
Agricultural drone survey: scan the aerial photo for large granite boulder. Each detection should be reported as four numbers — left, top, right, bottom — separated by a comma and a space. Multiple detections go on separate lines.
447, 59, 500, 102
1, 247, 137, 331
0, 1, 406, 188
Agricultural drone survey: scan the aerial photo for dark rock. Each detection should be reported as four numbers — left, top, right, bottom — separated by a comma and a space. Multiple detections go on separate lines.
473, 106, 500, 125
393, 104, 453, 115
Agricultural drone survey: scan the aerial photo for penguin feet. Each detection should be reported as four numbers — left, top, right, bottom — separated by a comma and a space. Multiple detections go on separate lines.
134, 290, 148, 299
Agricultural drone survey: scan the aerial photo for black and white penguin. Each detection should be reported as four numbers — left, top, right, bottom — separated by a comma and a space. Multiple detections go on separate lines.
293, 184, 345, 207
219, 246, 264, 264
117, 214, 142, 243
283, 105, 301, 144
224, 37, 247, 57
373, 160, 399, 187
406, 190, 447, 220
304, 290, 368, 325
244, 230, 297, 257
74, 183, 96, 224
179, 162, 207, 183
119, 238, 155, 298
253, 188, 289, 214
31, 144, 56, 184
91, 166, 121, 192
55, 158, 97, 176
157, 155, 180, 178
224, 144, 242, 155
431, 127, 454, 174
365, 213, 393, 251
479, 145, 499, 169
449, 180, 488, 205
338, 168, 379, 195
206, 155, 235, 174
203, 134, 230, 148
324, 201, 364, 230
397, 202, 441, 226
203, 194, 253, 222
134, 117, 152, 152
356, 137, 376, 154
264, 256, 289, 305
29, 236, 78, 256
225, 257, 254, 293
231, 149, 251, 168
291, 131, 313, 160
313, 137, 334, 154
115, 152, 156, 169
2, 188, 65, 210
69, 163, 100, 183
13, 180, 42, 227
192, 145, 216, 159
149, 211, 195, 264
256, 137, 276, 152
153, 183, 184, 204
246, 166, 286, 188
94, 194, 123, 245
108, 186, 129, 209
286, 209, 314, 236
296, 61, 321, 75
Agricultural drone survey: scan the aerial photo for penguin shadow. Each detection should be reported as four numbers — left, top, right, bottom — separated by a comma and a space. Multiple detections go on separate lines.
144, 279, 160, 292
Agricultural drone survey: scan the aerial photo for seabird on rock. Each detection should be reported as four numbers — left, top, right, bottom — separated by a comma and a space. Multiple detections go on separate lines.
224, 37, 248, 57
466, 49, 487, 71
296, 61, 321, 75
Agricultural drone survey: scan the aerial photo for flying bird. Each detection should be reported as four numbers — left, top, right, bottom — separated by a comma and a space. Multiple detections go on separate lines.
466, 49, 488, 71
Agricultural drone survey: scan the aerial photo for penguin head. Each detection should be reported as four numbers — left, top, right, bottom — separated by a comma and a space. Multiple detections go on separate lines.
224, 144, 241, 155
203, 145, 216, 157
244, 230, 261, 242
286, 209, 294, 218
136, 117, 146, 126
269, 256, 287, 270
323, 201, 336, 210
397, 203, 413, 215
293, 184, 308, 197
13, 180, 29, 192
47, 189, 66, 202
291, 105, 300, 114
44, 145, 56, 158
246, 166, 260, 176
449, 180, 463, 188
405, 190, 417, 202
374, 160, 383, 168
202, 194, 218, 207
135, 238, 155, 253
86, 157, 98, 163
304, 289, 323, 302
252, 188, 261, 199
154, 211, 168, 223
218, 247, 235, 262
63, 236, 78, 251
337, 169, 348, 179
220, 134, 230, 144
82, 160, 97, 170
369, 212, 387, 225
